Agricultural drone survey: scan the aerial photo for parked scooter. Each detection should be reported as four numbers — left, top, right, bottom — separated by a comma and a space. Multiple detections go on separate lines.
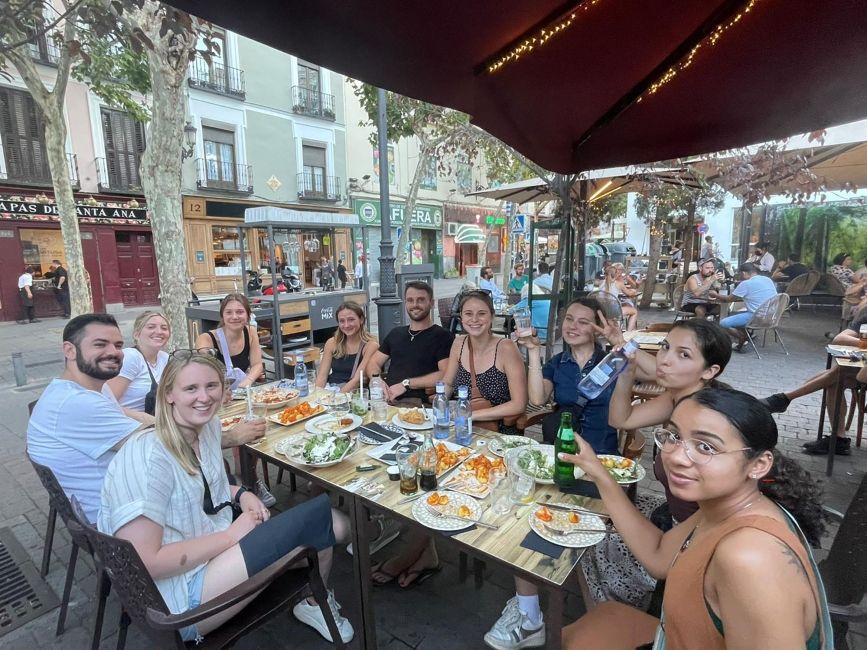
281, 265, 303, 292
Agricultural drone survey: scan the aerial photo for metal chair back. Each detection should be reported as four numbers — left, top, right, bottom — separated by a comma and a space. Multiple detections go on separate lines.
28, 455, 91, 550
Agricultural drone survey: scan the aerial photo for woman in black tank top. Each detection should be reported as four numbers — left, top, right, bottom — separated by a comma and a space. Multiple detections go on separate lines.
194, 293, 263, 389
315, 302, 379, 392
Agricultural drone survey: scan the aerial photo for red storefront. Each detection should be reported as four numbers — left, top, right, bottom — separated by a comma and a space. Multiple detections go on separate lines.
0, 193, 158, 322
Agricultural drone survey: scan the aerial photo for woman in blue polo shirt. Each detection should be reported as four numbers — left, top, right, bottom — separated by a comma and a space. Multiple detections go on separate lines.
520, 296, 618, 452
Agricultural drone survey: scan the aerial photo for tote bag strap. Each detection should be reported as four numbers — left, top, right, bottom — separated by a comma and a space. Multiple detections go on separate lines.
213, 328, 236, 374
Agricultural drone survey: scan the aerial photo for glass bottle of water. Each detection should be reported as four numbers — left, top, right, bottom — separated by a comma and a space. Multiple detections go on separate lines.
577, 339, 639, 399
553, 411, 578, 488
294, 351, 309, 397
454, 385, 472, 446
432, 381, 450, 440
369, 373, 388, 423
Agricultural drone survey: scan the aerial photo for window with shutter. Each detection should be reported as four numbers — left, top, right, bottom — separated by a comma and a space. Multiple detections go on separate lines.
202, 127, 236, 189
302, 144, 327, 197
101, 108, 145, 191
0, 87, 50, 183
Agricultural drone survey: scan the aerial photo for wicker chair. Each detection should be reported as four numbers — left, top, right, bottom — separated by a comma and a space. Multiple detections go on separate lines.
743, 293, 790, 359
68, 498, 345, 650
28, 454, 112, 646
784, 271, 820, 312
670, 285, 693, 323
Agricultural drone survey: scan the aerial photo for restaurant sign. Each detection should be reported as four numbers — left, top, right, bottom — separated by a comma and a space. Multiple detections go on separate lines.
353, 199, 442, 230
0, 198, 148, 222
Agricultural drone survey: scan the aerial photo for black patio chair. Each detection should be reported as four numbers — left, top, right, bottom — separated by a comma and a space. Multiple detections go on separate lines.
68, 497, 345, 649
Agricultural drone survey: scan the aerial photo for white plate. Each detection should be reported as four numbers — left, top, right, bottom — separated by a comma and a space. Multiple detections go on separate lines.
251, 387, 300, 409
266, 401, 326, 427
528, 507, 606, 548
440, 453, 505, 499
305, 413, 362, 435
411, 492, 482, 531
392, 409, 433, 430
597, 455, 646, 484
220, 415, 243, 431
489, 434, 535, 457
275, 433, 356, 467
505, 444, 557, 485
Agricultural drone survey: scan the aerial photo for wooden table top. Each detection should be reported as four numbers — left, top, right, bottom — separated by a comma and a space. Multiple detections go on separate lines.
827, 345, 867, 369
223, 389, 606, 588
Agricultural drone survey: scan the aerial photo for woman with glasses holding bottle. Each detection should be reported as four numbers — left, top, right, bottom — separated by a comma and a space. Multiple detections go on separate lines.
98, 351, 354, 644
559, 387, 830, 649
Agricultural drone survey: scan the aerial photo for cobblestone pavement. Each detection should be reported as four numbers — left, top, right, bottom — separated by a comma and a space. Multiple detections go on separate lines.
0, 292, 864, 649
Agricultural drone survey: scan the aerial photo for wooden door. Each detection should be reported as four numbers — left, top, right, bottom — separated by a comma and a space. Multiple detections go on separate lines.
116, 231, 160, 306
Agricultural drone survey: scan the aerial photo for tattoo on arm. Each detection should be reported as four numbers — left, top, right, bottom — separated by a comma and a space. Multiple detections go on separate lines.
776, 539, 808, 580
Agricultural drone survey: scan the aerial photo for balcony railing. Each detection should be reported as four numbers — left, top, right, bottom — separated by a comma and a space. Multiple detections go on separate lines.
96, 156, 142, 193
0, 152, 79, 188
291, 86, 336, 121
297, 172, 340, 201
188, 56, 246, 99
196, 159, 253, 194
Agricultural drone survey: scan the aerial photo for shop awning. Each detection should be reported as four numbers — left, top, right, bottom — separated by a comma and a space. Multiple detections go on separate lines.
244, 206, 359, 228
454, 224, 486, 244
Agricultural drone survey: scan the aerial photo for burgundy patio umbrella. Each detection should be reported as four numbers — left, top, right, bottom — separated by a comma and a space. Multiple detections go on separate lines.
166, 0, 867, 173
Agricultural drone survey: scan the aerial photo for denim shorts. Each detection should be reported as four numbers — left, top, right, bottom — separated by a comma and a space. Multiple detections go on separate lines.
719, 311, 753, 328
179, 565, 207, 643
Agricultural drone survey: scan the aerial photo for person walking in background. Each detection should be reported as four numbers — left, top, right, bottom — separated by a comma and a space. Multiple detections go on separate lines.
700, 235, 715, 260
18, 265, 38, 324
507, 263, 529, 295
49, 259, 70, 318
337, 258, 348, 289
355, 255, 364, 290
669, 240, 684, 269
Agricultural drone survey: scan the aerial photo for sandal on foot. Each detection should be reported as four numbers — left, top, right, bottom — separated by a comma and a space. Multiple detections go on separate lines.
399, 564, 441, 588
371, 560, 401, 586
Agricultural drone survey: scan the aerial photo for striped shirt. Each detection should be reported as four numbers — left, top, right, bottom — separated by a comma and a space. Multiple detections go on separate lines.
98, 418, 232, 615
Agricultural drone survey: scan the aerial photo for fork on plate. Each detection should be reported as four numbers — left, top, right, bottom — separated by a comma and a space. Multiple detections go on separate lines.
424, 503, 499, 530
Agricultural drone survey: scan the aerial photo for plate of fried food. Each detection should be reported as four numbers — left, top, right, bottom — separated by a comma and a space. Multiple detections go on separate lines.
597, 455, 645, 484
412, 491, 482, 531
250, 386, 299, 409
267, 400, 325, 426
220, 415, 243, 431
434, 441, 472, 476
441, 453, 506, 499
392, 407, 432, 430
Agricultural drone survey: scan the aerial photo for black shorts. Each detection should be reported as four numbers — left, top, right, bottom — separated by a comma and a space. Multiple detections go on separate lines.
681, 302, 720, 315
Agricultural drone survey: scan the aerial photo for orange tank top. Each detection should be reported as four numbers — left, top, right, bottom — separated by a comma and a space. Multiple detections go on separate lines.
661, 514, 822, 650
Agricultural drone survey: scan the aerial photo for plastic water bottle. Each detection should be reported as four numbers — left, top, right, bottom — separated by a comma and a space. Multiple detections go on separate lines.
370, 373, 388, 423
294, 351, 309, 397
454, 385, 472, 446
250, 310, 257, 328
432, 382, 450, 440
577, 339, 640, 399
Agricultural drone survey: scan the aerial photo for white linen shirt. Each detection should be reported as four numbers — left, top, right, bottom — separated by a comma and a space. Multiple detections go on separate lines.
18, 272, 32, 289
117, 348, 169, 411
98, 419, 232, 615
733, 274, 778, 313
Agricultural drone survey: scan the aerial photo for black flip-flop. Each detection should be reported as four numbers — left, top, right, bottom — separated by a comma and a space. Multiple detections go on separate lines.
371, 560, 401, 586
399, 564, 442, 588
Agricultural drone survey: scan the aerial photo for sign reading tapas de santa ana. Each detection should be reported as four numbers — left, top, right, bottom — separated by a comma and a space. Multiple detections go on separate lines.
0, 198, 148, 223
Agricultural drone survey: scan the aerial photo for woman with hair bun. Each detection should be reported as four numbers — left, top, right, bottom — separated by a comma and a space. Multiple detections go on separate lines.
559, 386, 830, 649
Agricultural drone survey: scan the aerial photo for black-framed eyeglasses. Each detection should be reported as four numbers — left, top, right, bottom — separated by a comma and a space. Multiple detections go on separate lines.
652, 428, 752, 465
170, 347, 218, 360
201, 471, 233, 516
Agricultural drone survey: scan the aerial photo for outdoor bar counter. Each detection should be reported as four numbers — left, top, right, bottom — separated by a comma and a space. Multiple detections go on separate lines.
186, 287, 368, 379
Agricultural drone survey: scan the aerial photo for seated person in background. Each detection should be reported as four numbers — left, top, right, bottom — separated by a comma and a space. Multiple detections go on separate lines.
681, 258, 723, 319
507, 263, 529, 295
747, 241, 776, 274
772, 253, 809, 282
533, 261, 554, 293
365, 281, 453, 405
315, 302, 378, 392
760, 309, 867, 456
712, 262, 777, 351
479, 265, 506, 301
98, 352, 354, 644
855, 258, 867, 282
601, 264, 638, 330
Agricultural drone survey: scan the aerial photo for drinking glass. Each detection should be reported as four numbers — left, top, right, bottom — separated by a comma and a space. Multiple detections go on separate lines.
508, 449, 536, 504
396, 450, 419, 495
352, 388, 369, 416
514, 308, 533, 338
489, 469, 512, 515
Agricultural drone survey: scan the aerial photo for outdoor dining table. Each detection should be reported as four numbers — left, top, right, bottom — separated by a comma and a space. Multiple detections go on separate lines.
224, 389, 606, 649
816, 346, 866, 476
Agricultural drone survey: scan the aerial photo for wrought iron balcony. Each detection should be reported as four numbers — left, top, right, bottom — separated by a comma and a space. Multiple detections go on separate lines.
188, 56, 246, 99
0, 152, 79, 189
297, 172, 340, 201
291, 86, 336, 121
196, 158, 253, 194
96, 156, 142, 193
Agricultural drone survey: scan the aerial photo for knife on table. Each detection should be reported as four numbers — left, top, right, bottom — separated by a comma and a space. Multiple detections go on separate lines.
534, 501, 610, 518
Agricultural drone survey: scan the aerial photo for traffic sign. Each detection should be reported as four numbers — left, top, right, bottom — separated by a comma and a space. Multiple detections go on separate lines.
511, 213, 526, 234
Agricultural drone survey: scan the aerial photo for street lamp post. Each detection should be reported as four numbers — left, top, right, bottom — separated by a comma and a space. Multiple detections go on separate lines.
374, 88, 403, 342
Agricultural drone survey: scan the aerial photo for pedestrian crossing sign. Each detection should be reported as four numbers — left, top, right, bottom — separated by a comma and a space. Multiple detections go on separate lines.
511, 213, 526, 234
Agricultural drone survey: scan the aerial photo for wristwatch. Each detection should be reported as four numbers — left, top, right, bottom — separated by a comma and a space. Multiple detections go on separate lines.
402, 378, 411, 389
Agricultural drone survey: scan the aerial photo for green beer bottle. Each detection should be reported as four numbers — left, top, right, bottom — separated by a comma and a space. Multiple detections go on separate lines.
554, 411, 578, 487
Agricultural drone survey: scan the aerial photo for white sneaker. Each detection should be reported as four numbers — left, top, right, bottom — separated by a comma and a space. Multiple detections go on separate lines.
293, 590, 354, 643
255, 480, 277, 507
347, 517, 401, 556
483, 597, 545, 650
